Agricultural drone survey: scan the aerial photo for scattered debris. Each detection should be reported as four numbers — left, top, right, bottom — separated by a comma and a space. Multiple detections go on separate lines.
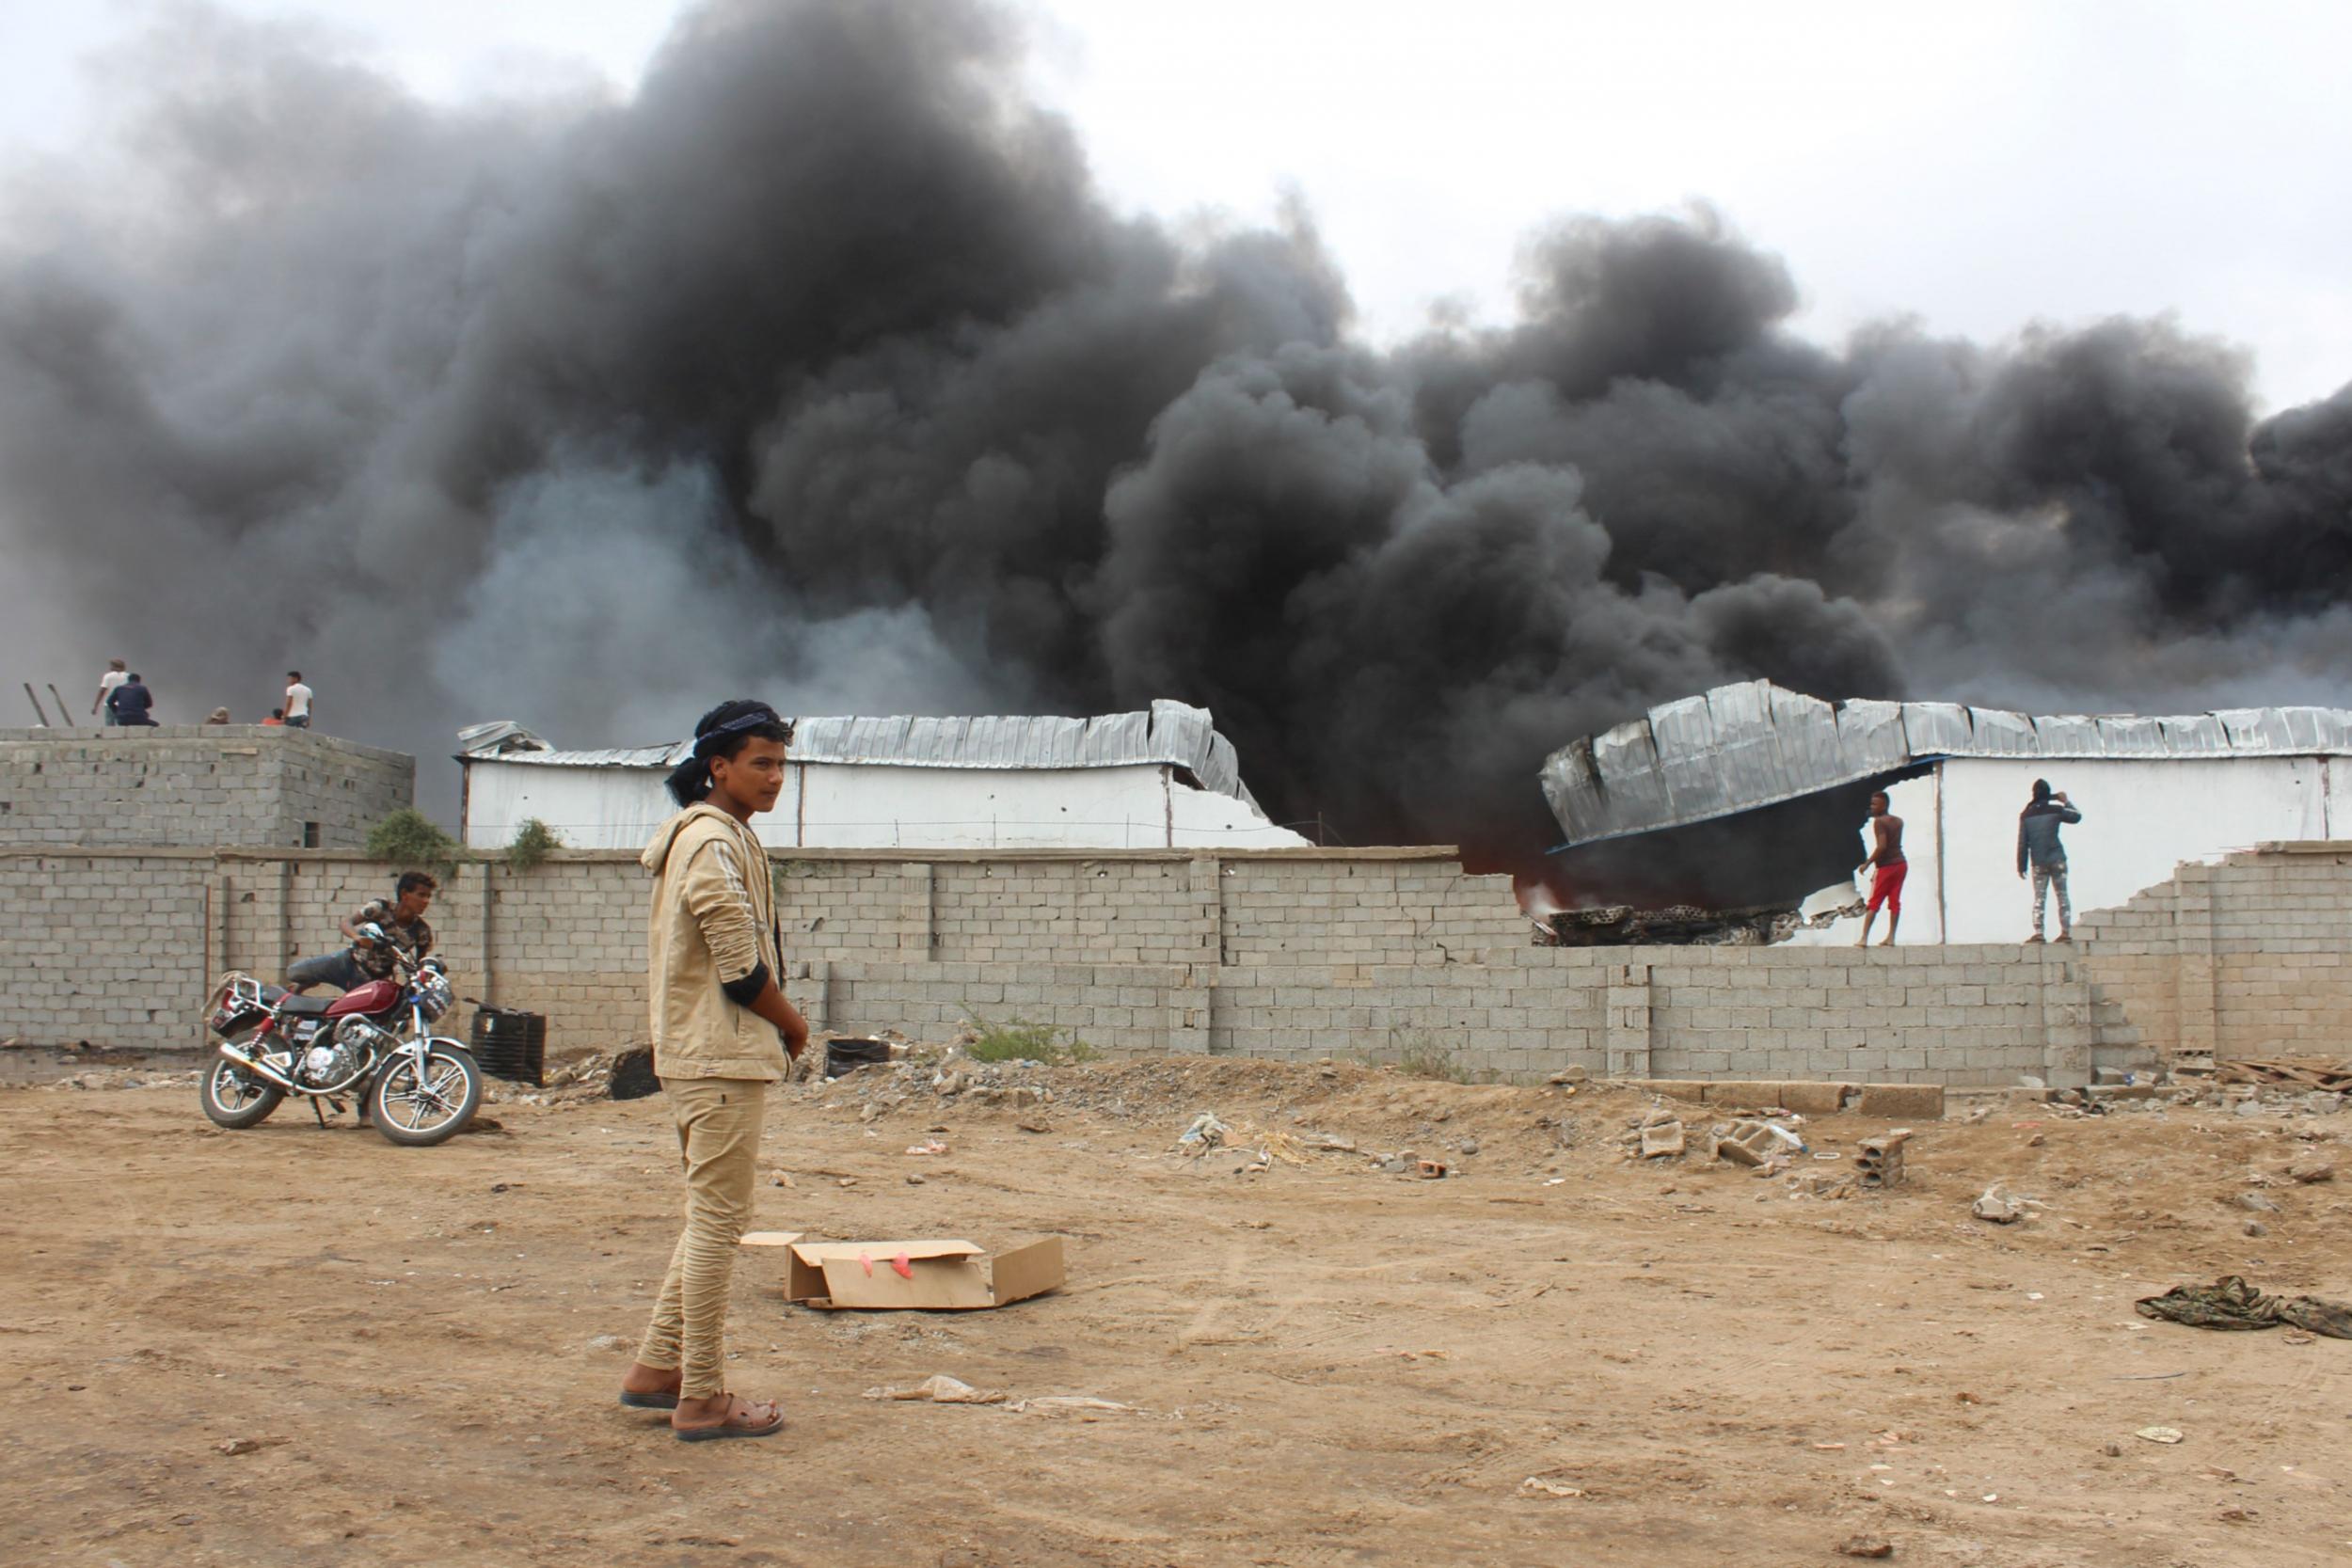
608, 1048, 660, 1101
1639, 1119, 1686, 1159
864, 1374, 1006, 1405
1009, 1395, 1136, 1415
215, 1437, 263, 1456
1176, 1112, 1229, 1151
904, 1139, 949, 1157
2285, 1158, 2334, 1184
825, 1037, 897, 1079
1971, 1184, 2032, 1224
1713, 1120, 1784, 1168
1416, 1158, 1448, 1180
1518, 1476, 1586, 1498
2217, 1056, 2352, 1094
1836, 1537, 1894, 1560
2135, 1426, 2185, 1445
2135, 1275, 2352, 1338
1545, 899, 1801, 947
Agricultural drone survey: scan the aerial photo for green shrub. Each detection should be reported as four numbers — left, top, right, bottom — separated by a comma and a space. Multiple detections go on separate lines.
1392, 1032, 1475, 1084
963, 1011, 1098, 1065
366, 808, 461, 877
506, 816, 564, 872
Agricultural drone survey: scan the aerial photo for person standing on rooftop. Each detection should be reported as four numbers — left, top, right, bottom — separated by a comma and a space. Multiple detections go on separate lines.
92, 658, 128, 721
282, 672, 313, 729
2018, 780, 2083, 943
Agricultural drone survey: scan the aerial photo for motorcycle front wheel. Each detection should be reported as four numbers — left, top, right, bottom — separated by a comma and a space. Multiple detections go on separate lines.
199, 1056, 285, 1129
368, 1042, 483, 1148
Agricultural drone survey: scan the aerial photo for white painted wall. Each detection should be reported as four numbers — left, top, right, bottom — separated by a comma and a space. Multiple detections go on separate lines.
463, 760, 1310, 851
1790, 755, 2333, 945
1933, 756, 2328, 942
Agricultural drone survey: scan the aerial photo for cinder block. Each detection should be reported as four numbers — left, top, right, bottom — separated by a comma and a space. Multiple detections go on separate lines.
1854, 1083, 1946, 1119
1772, 1081, 1856, 1115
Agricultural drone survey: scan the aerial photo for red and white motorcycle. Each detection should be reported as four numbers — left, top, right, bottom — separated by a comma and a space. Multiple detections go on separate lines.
199, 925, 483, 1146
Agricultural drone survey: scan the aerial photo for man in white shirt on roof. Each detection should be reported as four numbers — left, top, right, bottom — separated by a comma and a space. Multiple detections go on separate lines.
92, 658, 129, 720
283, 671, 313, 729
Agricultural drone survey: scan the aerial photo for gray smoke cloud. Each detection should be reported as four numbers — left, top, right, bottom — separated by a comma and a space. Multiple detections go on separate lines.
3, 0, 2348, 886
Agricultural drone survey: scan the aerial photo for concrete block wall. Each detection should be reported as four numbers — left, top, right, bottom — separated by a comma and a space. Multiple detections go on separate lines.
2076, 844, 2352, 1069
0, 850, 216, 1049
1219, 856, 1525, 966
1640, 946, 2059, 1085
0, 727, 412, 849
16, 837, 2352, 1084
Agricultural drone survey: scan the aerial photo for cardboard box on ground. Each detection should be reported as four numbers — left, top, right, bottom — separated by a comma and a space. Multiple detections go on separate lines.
740, 1232, 1064, 1310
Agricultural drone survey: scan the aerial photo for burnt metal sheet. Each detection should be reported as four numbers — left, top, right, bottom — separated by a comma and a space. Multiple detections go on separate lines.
1705, 680, 1794, 814
1835, 700, 1908, 775
1542, 679, 2352, 847
1589, 719, 1670, 838
1769, 686, 1844, 798
1649, 694, 1724, 825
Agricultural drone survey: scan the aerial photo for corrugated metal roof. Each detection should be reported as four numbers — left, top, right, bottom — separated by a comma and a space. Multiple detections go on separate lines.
1542, 679, 2352, 847
458, 700, 1265, 812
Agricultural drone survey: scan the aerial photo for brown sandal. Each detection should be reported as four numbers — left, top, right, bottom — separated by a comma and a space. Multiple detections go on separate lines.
674, 1393, 786, 1442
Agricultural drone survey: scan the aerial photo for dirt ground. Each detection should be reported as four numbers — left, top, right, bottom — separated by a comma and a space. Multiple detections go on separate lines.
3, 1055, 2349, 1568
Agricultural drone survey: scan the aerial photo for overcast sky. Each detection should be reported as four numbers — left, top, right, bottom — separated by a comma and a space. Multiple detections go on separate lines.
3, 0, 2347, 412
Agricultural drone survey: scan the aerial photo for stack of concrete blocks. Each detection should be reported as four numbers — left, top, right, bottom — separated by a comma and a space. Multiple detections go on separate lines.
1855, 1131, 1912, 1189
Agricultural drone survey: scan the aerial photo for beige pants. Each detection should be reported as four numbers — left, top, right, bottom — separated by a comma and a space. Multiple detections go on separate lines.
636, 1077, 767, 1400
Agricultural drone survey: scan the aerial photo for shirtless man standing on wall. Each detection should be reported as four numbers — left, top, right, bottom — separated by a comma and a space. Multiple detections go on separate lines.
1856, 791, 1906, 947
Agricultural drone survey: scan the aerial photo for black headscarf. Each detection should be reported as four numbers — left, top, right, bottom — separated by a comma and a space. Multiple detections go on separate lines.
665, 700, 791, 807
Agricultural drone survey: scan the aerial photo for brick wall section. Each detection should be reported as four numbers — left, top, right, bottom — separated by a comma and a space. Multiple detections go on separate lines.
2075, 844, 2352, 1069
1642, 947, 2059, 1085
6, 842, 2240, 1086
0, 727, 412, 849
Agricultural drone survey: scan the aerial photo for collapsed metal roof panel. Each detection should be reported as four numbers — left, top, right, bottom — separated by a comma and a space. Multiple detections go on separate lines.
456, 701, 1264, 812
1542, 680, 2352, 847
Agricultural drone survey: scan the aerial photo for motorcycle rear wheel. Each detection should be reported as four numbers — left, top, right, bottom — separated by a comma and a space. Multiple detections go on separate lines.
369, 1043, 482, 1148
200, 1056, 285, 1129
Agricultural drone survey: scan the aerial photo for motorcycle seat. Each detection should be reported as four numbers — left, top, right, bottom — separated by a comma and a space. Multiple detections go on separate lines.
275, 991, 335, 1016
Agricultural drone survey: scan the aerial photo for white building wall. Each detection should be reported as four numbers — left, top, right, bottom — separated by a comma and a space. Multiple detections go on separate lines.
1794, 754, 2334, 945
463, 760, 1309, 851
1933, 755, 2328, 942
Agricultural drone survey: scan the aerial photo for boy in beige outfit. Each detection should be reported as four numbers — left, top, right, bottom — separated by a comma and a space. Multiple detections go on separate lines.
619, 700, 809, 1440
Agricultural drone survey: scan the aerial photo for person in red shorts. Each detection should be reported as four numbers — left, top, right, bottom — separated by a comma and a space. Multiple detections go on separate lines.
1855, 790, 1906, 947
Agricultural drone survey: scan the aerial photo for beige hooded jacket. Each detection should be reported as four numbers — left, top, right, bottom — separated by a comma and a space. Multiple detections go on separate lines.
640, 803, 787, 1082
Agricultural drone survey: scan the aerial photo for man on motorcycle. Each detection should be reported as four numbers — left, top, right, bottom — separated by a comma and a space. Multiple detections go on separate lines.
618, 700, 809, 1442
286, 871, 438, 994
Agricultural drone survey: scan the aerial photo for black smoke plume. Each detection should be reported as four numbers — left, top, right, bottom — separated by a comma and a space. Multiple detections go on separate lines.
3, 1, 2348, 892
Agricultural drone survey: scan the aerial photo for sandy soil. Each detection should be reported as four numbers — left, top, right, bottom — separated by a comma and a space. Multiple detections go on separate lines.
3, 1056, 2348, 1568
